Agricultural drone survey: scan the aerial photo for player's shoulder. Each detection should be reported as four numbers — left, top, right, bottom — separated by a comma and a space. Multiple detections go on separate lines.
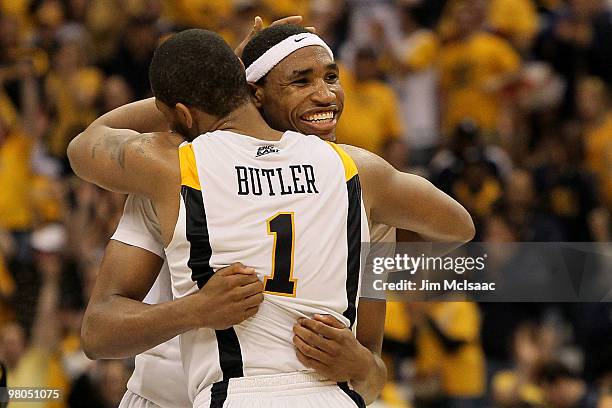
124, 131, 184, 175
336, 144, 386, 172
126, 131, 183, 156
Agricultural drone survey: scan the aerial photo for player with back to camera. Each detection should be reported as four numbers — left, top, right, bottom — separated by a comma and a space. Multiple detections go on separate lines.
81, 18, 398, 408
70, 28, 474, 408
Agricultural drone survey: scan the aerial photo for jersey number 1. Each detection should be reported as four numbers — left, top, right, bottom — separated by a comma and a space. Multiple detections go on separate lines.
264, 212, 297, 296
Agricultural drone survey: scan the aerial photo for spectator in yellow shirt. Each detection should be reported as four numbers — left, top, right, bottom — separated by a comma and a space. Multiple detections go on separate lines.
579, 77, 612, 210
0, 120, 34, 232
171, 0, 233, 32
487, 0, 539, 52
438, 0, 521, 138
45, 39, 103, 160
410, 301, 486, 408
336, 47, 404, 157
380, 6, 440, 165
0, 225, 69, 408
439, 0, 539, 52
491, 323, 546, 408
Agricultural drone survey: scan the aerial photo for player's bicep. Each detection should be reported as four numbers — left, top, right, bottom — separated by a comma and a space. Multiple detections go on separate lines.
67, 127, 158, 195
89, 240, 164, 304
345, 145, 472, 239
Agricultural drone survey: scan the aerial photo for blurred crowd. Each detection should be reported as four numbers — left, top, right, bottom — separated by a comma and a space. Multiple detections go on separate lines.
0, 0, 610, 407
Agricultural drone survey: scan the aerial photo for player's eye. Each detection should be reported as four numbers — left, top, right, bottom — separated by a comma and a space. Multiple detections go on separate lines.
325, 73, 339, 83
291, 78, 309, 86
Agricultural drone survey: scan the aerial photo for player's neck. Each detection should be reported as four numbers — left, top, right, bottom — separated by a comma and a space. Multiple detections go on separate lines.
210, 102, 284, 141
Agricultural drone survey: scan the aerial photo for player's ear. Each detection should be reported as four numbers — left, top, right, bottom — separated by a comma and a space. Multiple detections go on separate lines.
249, 83, 265, 109
175, 103, 193, 128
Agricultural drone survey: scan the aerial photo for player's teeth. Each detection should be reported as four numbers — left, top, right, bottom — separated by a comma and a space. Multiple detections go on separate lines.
304, 112, 333, 122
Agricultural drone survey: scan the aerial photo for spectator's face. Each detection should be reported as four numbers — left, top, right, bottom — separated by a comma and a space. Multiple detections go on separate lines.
126, 23, 157, 55
570, 0, 602, 18
453, 2, 485, 36
0, 16, 19, 50
253, 46, 344, 141
464, 161, 487, 189
483, 216, 517, 242
54, 42, 82, 72
577, 79, 607, 121
103, 76, 134, 112
0, 323, 26, 368
354, 53, 379, 82
513, 325, 541, 368
542, 379, 574, 408
507, 170, 535, 208
600, 395, 612, 408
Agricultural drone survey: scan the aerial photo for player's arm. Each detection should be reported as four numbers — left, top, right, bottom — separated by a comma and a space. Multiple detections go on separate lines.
82, 240, 179, 359
342, 144, 475, 244
353, 299, 387, 402
82, 196, 264, 359
66, 98, 175, 196
82, 242, 264, 359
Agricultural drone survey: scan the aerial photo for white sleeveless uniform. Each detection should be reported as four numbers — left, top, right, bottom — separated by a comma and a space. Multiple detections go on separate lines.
164, 130, 369, 407
112, 195, 191, 408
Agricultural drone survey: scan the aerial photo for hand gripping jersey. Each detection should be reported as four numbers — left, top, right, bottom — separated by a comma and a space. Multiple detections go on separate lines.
164, 130, 369, 405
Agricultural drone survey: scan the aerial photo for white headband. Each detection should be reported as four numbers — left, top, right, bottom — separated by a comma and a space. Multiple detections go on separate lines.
245, 33, 334, 83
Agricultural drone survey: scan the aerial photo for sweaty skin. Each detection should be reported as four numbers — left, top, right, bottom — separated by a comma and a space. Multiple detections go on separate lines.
70, 31, 474, 405
68, 99, 474, 404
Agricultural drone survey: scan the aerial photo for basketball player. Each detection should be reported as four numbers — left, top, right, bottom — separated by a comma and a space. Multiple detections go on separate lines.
83, 22, 396, 408
69, 29, 474, 407
82, 18, 306, 408
85, 38, 392, 408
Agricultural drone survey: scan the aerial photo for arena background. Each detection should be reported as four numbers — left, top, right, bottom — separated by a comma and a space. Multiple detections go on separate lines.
0, 0, 611, 407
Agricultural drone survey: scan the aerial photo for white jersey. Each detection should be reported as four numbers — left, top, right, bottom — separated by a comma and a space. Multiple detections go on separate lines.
164, 130, 370, 404
111, 195, 191, 408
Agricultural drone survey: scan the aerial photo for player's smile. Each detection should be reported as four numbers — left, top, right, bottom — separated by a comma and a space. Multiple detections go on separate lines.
299, 106, 339, 135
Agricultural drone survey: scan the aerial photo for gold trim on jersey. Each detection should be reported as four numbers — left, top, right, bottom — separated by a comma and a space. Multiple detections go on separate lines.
178, 143, 201, 191
325, 142, 358, 181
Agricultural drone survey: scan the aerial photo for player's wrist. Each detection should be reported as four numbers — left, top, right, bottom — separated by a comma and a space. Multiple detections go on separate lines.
350, 345, 376, 384
177, 294, 211, 330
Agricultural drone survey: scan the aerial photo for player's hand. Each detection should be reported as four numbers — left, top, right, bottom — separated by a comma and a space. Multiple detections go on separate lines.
190, 262, 264, 330
293, 314, 374, 383
234, 15, 315, 58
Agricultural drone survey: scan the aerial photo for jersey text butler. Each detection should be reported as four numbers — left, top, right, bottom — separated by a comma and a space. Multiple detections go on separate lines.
235, 165, 319, 196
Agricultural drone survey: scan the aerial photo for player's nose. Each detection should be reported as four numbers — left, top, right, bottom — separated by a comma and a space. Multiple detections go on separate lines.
310, 79, 336, 104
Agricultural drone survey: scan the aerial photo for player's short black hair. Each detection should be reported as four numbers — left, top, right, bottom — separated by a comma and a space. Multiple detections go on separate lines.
241, 24, 311, 82
149, 29, 249, 117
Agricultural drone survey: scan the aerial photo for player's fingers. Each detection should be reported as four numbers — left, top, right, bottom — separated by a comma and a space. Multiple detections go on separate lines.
313, 314, 346, 329
234, 16, 264, 57
242, 291, 264, 309
237, 280, 264, 298
229, 271, 260, 286
305, 26, 316, 33
269, 15, 303, 27
253, 16, 263, 31
295, 349, 329, 373
217, 262, 253, 275
293, 323, 336, 354
298, 317, 342, 340
243, 304, 260, 320
293, 335, 330, 363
